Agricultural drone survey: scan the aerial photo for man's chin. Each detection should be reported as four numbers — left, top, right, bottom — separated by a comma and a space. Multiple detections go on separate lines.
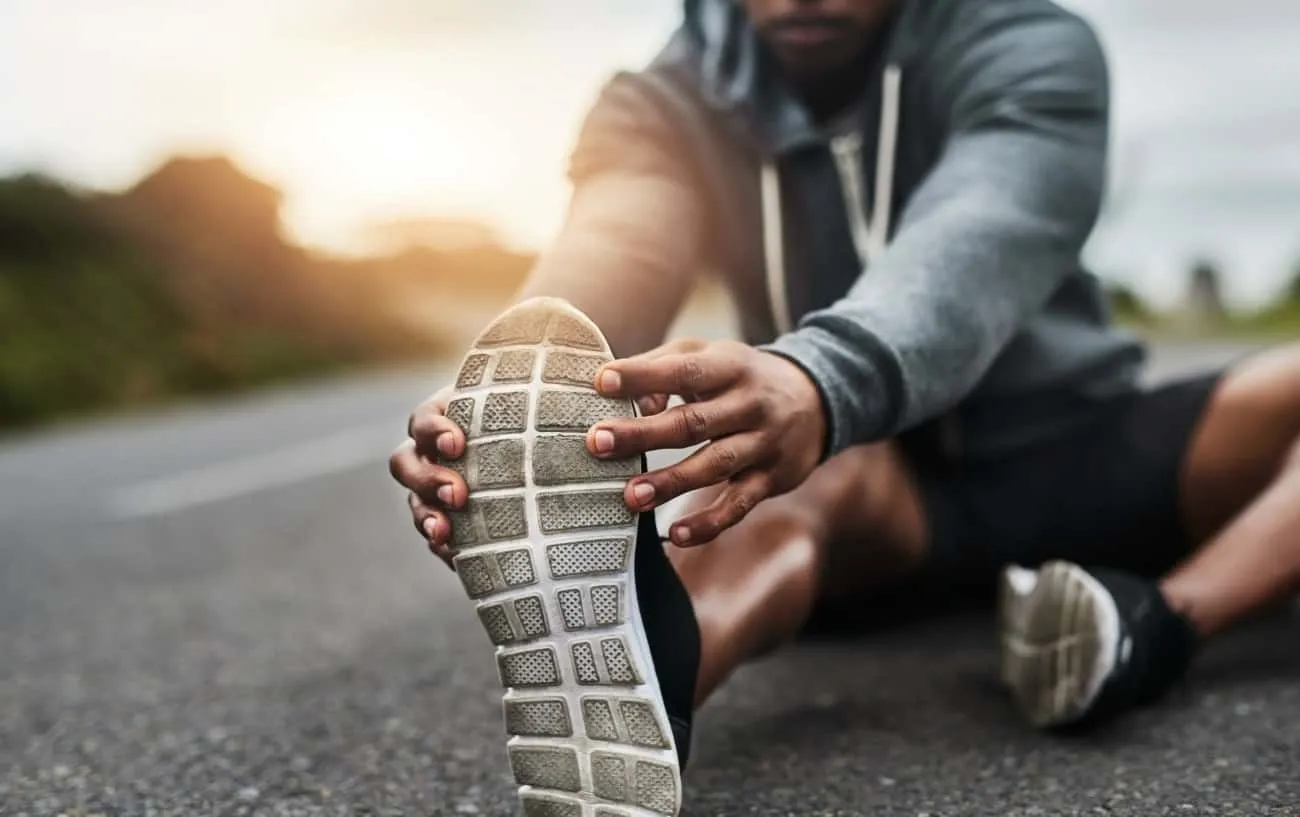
766, 39, 864, 85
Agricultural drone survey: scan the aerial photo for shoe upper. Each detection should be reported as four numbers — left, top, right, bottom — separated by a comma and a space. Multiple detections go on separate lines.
633, 506, 700, 768
1071, 567, 1199, 729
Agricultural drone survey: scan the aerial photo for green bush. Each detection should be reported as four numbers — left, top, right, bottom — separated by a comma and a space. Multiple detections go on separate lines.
0, 167, 435, 429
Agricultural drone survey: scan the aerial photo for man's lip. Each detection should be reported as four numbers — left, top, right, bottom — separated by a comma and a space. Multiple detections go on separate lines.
767, 19, 850, 48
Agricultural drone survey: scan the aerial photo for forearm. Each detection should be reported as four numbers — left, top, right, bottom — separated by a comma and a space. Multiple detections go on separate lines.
768, 128, 1104, 455
517, 173, 696, 358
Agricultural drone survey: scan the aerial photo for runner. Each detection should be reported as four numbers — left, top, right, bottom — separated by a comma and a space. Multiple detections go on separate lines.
390, 2, 1300, 814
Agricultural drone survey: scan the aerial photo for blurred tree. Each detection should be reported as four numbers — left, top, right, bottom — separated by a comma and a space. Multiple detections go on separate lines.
1185, 257, 1227, 326
1287, 255, 1300, 302
1105, 282, 1152, 325
0, 158, 436, 429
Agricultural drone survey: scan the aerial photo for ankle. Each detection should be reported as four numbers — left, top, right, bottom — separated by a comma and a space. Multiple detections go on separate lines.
1157, 578, 1216, 640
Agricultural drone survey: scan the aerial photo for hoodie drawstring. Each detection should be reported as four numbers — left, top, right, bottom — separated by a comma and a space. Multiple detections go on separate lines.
761, 64, 902, 335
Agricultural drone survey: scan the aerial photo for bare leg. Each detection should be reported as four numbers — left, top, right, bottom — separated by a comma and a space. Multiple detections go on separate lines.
659, 443, 927, 705
1162, 344, 1300, 636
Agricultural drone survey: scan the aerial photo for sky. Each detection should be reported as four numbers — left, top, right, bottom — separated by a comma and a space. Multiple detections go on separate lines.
2, 0, 1298, 307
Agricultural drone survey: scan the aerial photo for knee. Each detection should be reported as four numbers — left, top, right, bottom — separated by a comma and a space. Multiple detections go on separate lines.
1283, 434, 1300, 473
815, 441, 926, 556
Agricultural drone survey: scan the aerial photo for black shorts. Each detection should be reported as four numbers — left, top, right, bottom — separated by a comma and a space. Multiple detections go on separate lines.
809, 369, 1224, 630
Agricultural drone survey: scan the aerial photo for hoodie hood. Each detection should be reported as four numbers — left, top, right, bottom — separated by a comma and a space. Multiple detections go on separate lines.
668, 0, 924, 154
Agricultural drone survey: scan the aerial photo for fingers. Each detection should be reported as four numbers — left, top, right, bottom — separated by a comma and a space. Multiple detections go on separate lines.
407, 396, 465, 460
622, 432, 766, 511
596, 344, 744, 401
667, 469, 772, 547
409, 492, 455, 569
389, 439, 469, 507
634, 394, 670, 417
398, 384, 463, 571
589, 395, 761, 457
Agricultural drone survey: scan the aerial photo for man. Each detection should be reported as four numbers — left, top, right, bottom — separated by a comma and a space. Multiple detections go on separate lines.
389, 0, 1300, 814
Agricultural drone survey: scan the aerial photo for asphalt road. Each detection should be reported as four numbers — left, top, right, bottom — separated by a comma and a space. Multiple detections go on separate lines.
3, 339, 1299, 817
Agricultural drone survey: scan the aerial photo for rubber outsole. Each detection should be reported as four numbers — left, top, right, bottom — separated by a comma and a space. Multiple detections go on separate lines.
443, 298, 681, 817
998, 561, 1119, 729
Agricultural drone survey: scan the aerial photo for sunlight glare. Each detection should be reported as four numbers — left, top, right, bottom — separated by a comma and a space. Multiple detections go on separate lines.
240, 68, 491, 252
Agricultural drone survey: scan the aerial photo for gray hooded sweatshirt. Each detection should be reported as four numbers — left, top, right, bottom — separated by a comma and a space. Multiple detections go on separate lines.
556, 0, 1146, 461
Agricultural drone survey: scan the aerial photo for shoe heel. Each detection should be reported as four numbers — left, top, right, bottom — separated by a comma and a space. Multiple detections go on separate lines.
1001, 561, 1114, 728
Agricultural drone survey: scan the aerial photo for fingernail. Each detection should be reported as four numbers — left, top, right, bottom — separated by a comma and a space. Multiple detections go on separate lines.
598, 369, 621, 393
436, 434, 455, 457
593, 428, 615, 454
422, 517, 438, 540
631, 482, 655, 505
437, 485, 454, 505
672, 525, 692, 545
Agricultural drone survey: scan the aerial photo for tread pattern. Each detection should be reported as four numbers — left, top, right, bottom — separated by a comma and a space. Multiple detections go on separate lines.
494, 350, 538, 382
583, 698, 620, 741
505, 698, 573, 738
546, 538, 631, 579
543, 351, 606, 387
521, 797, 581, 817
537, 391, 632, 432
533, 436, 639, 486
449, 496, 528, 548
499, 647, 562, 688
456, 549, 537, 598
538, 491, 633, 533
509, 747, 582, 792
456, 354, 490, 388
443, 298, 680, 817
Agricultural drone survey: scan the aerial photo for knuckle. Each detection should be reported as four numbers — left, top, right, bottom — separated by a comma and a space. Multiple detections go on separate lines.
416, 465, 454, 498
676, 356, 706, 390
729, 488, 758, 518
660, 468, 691, 499
710, 443, 740, 474
676, 405, 710, 443
408, 409, 445, 443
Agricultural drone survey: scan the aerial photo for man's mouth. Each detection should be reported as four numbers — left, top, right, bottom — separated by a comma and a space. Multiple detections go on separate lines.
765, 16, 854, 48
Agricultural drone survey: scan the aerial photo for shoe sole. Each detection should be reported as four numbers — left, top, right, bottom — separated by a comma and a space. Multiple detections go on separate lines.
998, 561, 1119, 728
443, 297, 682, 817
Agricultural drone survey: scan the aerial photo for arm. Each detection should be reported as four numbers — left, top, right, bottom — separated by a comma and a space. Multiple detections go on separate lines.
391, 75, 703, 563
517, 77, 703, 357
581, 9, 1113, 546
767, 9, 1110, 456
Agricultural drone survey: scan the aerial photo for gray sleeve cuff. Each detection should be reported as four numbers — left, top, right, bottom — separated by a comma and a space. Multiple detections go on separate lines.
762, 325, 899, 459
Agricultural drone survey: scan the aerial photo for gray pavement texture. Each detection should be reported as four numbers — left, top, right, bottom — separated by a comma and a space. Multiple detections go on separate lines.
3, 340, 1299, 817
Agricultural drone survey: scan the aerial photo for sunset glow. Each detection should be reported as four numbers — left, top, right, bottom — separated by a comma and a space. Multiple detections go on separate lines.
4, 0, 1300, 305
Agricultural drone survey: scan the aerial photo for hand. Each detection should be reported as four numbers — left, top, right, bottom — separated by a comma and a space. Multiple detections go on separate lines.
388, 385, 468, 568
585, 339, 827, 546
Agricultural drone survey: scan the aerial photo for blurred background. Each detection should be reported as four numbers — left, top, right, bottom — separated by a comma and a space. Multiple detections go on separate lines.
3, 1, 1300, 814
3, 0, 1300, 428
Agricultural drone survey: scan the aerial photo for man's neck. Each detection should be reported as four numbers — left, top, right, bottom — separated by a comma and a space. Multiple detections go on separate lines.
795, 56, 876, 125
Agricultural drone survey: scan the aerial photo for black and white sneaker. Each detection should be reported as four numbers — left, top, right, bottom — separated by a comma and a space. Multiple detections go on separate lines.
441, 297, 699, 816
998, 560, 1198, 730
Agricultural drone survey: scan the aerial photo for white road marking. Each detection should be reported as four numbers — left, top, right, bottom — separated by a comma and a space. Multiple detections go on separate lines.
106, 422, 401, 519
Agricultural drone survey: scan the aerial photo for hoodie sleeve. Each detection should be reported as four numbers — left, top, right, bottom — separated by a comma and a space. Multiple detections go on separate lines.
766, 9, 1110, 458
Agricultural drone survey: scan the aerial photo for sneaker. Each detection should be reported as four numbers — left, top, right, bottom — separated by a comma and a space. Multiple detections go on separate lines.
998, 560, 1198, 729
442, 297, 699, 816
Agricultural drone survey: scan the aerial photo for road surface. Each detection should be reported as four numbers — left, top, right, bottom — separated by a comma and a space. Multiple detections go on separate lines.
3, 339, 1299, 816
